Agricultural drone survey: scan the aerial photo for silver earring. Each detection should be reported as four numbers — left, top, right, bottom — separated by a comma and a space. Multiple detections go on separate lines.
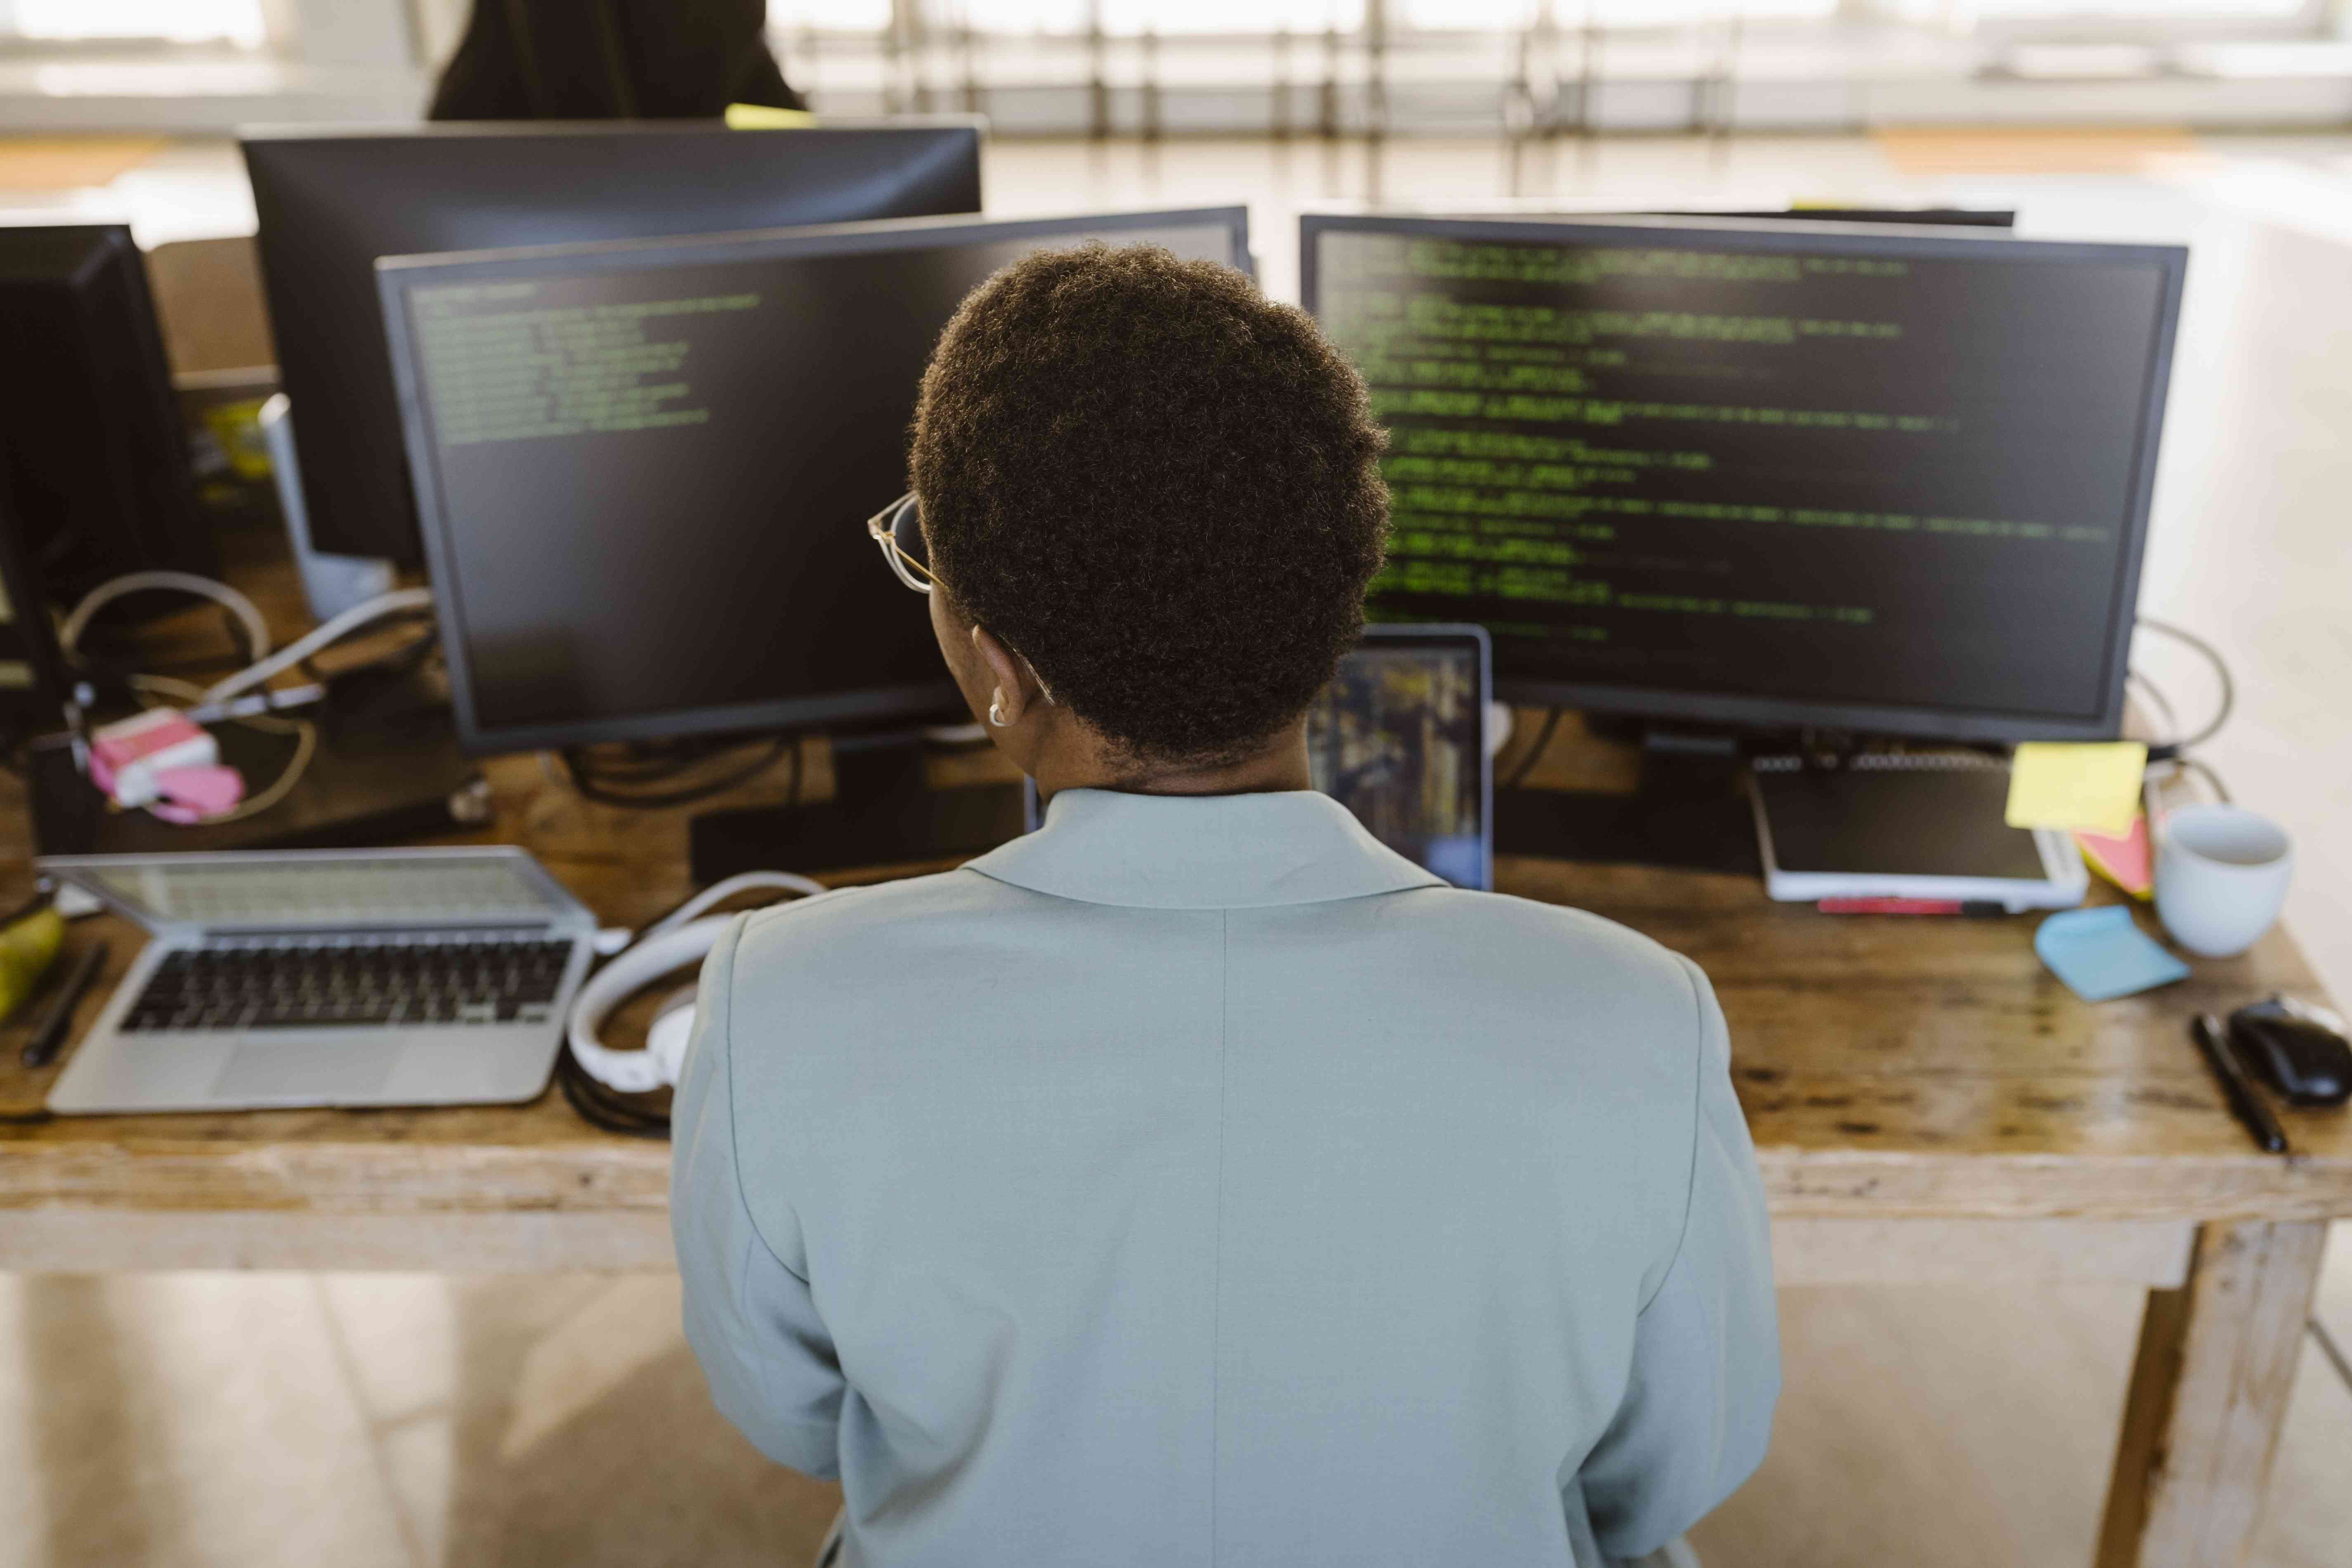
988, 693, 1008, 727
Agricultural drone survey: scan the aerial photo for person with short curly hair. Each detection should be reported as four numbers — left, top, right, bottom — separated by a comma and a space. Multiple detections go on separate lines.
674, 243, 1777, 1568
910, 241, 1389, 779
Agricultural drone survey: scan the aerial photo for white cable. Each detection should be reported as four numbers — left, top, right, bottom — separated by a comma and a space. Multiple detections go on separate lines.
568, 920, 741, 1093
199, 587, 435, 705
193, 718, 319, 823
646, 871, 828, 939
59, 571, 271, 664
183, 683, 326, 725
123, 673, 318, 824
130, 672, 324, 723
568, 872, 827, 1092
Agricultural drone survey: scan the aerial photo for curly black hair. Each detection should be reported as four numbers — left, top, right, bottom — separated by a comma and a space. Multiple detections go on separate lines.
911, 242, 1390, 767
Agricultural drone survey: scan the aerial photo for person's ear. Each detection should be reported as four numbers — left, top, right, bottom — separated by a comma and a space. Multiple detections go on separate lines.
971, 624, 1032, 728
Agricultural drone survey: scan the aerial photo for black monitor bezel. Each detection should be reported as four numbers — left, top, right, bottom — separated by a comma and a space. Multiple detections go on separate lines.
377, 205, 1253, 757
1299, 211, 2187, 745
240, 116, 989, 567
0, 479, 71, 731
0, 222, 214, 591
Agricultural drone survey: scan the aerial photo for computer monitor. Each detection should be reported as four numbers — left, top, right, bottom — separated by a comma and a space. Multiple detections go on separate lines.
0, 480, 71, 751
242, 118, 987, 566
375, 206, 1252, 757
1439, 205, 2014, 230
1656, 208, 2015, 229
1300, 214, 2184, 744
0, 224, 213, 602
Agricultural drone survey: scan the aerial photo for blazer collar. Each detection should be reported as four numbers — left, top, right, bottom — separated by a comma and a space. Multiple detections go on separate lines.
965, 788, 1445, 910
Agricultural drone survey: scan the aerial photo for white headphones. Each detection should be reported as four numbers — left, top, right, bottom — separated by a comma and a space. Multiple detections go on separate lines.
567, 871, 827, 1093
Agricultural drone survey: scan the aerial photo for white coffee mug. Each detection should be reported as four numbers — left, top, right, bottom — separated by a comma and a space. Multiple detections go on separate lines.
2154, 804, 2293, 959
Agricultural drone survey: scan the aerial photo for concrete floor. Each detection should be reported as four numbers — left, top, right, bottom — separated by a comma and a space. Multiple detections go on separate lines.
0, 1266, 2343, 1568
1, 131, 2348, 1565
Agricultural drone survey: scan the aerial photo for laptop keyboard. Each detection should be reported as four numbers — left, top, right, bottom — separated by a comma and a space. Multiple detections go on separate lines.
121, 938, 573, 1032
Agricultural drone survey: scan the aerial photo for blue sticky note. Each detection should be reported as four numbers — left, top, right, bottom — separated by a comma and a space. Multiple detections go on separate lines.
2034, 906, 2191, 1003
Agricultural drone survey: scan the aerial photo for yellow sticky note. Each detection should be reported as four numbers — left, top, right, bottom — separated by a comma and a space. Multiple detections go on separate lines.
725, 104, 819, 130
2005, 741, 2147, 836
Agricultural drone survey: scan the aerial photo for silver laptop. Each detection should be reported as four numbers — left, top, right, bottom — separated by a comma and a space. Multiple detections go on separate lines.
38, 848, 595, 1114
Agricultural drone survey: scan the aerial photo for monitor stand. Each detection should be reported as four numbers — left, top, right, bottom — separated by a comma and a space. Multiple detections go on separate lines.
689, 730, 1025, 885
694, 723, 1762, 884
1495, 725, 1760, 876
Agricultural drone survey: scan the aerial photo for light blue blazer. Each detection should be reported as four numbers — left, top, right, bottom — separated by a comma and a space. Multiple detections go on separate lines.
673, 788, 1778, 1567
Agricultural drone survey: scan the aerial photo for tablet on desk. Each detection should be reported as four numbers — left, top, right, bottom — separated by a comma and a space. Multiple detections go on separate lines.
1748, 757, 2088, 911
1308, 625, 1494, 890
1020, 625, 1493, 889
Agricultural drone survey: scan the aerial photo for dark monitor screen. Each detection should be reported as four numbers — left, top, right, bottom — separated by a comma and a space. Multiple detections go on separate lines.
377, 208, 1251, 756
243, 118, 985, 565
1301, 215, 2184, 744
0, 224, 210, 599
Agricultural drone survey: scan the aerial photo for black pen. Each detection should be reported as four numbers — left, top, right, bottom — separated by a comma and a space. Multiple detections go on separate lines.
20, 940, 109, 1070
2190, 1012, 2288, 1155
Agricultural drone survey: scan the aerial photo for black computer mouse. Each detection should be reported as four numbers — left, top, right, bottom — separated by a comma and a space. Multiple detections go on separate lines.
2228, 999, 2352, 1108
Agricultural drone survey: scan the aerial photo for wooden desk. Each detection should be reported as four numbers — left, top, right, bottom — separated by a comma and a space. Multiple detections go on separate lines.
2, 698, 2345, 1568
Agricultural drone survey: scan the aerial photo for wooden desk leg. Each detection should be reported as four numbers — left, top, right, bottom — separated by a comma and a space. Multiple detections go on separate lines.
2095, 1219, 2327, 1568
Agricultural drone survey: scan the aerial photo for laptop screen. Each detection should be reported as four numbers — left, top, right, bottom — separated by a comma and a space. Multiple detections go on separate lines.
52, 852, 574, 930
1306, 626, 1492, 890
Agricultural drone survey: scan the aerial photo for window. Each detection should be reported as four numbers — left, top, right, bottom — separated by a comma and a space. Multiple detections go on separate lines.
1096, 0, 1365, 31
1964, 1, 2309, 14
837, 1, 1370, 33
1396, 0, 1835, 26
1874, 0, 2311, 17
6, 0, 267, 46
767, 0, 893, 29
768, 0, 2315, 36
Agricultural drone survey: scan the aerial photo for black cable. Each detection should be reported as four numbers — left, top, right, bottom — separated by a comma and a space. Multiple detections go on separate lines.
300, 612, 437, 688
222, 606, 260, 666
561, 734, 796, 810
2180, 756, 2232, 805
565, 732, 771, 782
1501, 708, 1562, 791
66, 598, 260, 684
2124, 670, 2178, 740
570, 740, 729, 780
0, 884, 55, 930
2134, 616, 2234, 761
551, 874, 827, 1139
553, 1048, 671, 1138
1797, 726, 1865, 772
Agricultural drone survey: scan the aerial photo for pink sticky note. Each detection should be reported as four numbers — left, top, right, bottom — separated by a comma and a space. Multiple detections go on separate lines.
2075, 812, 2153, 900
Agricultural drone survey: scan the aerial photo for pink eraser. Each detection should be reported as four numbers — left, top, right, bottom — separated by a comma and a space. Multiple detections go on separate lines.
92, 707, 208, 764
90, 708, 217, 809
149, 764, 246, 821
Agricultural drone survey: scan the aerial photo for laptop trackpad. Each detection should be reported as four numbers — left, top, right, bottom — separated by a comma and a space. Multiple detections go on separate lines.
212, 1044, 393, 1105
